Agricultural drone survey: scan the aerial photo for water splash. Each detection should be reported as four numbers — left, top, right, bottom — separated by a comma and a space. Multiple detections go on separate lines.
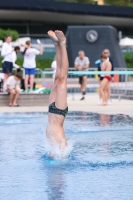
44, 136, 74, 160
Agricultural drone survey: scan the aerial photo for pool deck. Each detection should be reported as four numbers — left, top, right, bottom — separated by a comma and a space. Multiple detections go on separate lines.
0, 93, 133, 117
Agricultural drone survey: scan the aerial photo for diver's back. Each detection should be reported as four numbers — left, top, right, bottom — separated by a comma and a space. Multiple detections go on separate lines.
46, 113, 67, 145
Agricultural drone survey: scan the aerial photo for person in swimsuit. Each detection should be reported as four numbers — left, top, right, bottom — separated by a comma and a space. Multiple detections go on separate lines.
100, 54, 112, 106
103, 49, 114, 105
46, 30, 68, 156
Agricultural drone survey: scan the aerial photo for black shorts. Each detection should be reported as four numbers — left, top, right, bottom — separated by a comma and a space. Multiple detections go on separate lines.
100, 77, 104, 81
79, 76, 86, 85
2, 61, 13, 74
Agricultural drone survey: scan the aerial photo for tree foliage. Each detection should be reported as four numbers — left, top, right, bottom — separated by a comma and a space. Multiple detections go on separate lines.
124, 54, 133, 68
55, 0, 94, 3
55, 0, 133, 7
104, 0, 133, 6
0, 28, 19, 41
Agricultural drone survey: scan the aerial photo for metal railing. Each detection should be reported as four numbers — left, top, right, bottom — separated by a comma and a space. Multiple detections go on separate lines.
0, 67, 43, 78
0, 67, 43, 89
0, 67, 133, 100
40, 68, 133, 100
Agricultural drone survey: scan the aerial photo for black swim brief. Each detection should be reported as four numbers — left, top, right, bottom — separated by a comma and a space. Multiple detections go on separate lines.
100, 77, 104, 81
49, 102, 68, 117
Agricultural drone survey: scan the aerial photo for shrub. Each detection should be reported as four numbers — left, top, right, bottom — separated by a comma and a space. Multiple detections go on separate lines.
0, 57, 53, 70
36, 58, 53, 70
0, 28, 19, 41
124, 54, 133, 68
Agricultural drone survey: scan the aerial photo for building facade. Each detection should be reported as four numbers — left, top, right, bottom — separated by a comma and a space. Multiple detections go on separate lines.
0, 0, 133, 39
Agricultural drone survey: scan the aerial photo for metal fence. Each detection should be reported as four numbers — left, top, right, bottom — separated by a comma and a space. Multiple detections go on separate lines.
41, 68, 133, 100
0, 67, 43, 79
0, 67, 133, 100
0, 67, 43, 90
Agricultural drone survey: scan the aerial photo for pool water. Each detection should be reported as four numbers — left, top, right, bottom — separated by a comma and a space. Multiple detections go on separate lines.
0, 112, 133, 200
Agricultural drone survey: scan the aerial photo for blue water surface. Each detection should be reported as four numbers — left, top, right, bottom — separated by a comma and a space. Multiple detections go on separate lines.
0, 112, 133, 200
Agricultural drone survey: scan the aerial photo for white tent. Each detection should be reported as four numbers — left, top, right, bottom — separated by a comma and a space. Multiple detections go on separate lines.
119, 37, 133, 48
11, 37, 31, 52
0, 40, 3, 46
11, 37, 31, 47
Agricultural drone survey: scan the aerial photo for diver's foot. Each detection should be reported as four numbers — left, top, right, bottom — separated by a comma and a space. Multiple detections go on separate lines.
55, 30, 66, 46
47, 30, 58, 44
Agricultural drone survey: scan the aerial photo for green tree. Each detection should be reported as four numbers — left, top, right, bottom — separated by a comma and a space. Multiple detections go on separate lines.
124, 54, 133, 68
55, 0, 93, 3
104, 0, 133, 6
0, 28, 19, 41
76, 0, 93, 3
55, 0, 133, 6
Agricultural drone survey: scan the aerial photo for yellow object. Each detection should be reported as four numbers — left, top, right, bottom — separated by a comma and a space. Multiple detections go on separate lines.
95, 70, 98, 79
93, 0, 104, 5
16, 85, 20, 89
36, 84, 42, 89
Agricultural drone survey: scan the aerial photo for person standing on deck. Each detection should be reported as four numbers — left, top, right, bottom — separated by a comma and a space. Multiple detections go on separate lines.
100, 54, 112, 106
1, 35, 13, 83
74, 51, 90, 100
21, 41, 43, 93
102, 49, 114, 104
11, 46, 21, 70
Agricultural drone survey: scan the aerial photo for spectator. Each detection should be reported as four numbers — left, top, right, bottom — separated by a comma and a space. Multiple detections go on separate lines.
1, 35, 13, 83
0, 73, 4, 92
100, 54, 112, 106
21, 40, 43, 93
103, 49, 114, 75
95, 59, 105, 104
103, 49, 114, 104
51, 55, 57, 83
74, 51, 90, 100
12, 46, 21, 69
3, 73, 22, 107
96, 49, 114, 104
20, 78, 36, 91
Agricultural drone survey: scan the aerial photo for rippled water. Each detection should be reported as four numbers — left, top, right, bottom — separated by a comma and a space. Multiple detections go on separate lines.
0, 112, 133, 200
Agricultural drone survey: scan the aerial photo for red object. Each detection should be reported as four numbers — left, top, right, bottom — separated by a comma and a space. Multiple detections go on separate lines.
114, 74, 119, 82
104, 76, 112, 81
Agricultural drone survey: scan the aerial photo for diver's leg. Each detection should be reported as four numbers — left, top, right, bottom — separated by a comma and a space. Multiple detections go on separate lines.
54, 30, 68, 110
47, 30, 62, 104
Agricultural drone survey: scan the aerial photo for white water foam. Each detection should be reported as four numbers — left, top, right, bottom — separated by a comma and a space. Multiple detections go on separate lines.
44, 135, 74, 160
